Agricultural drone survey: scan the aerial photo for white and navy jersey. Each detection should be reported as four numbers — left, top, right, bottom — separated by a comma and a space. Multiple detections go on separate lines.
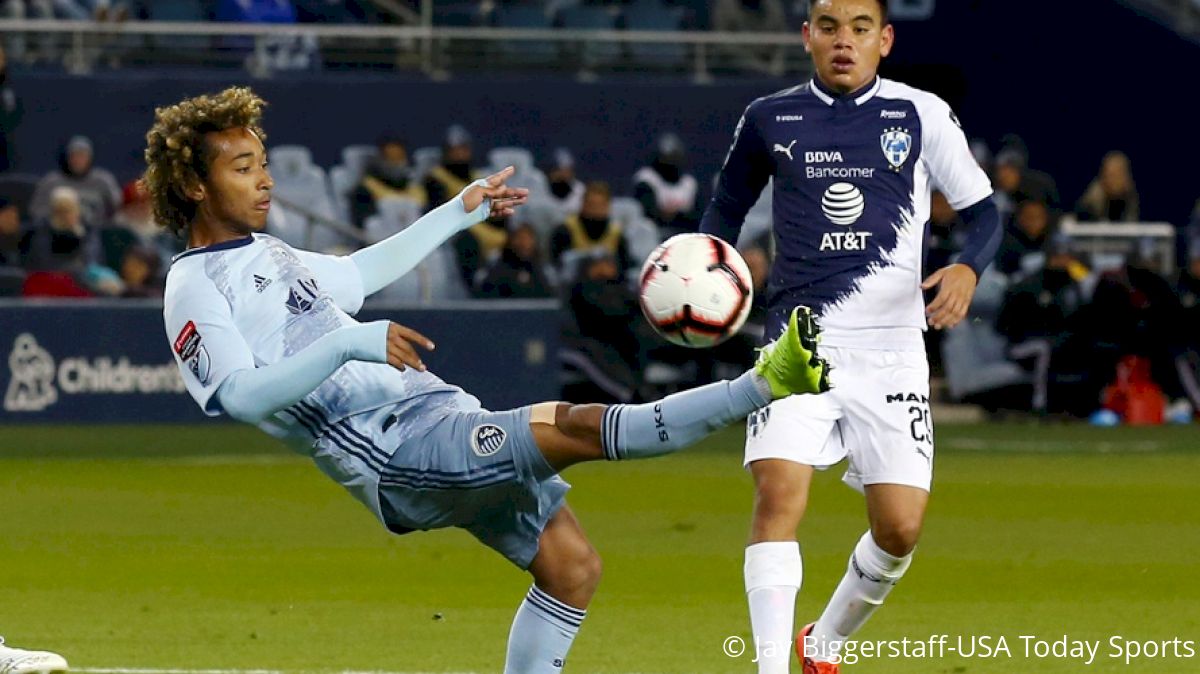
703, 77, 993, 350
163, 234, 473, 514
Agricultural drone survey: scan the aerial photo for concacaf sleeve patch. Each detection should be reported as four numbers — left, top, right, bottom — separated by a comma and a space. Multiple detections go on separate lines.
173, 320, 211, 385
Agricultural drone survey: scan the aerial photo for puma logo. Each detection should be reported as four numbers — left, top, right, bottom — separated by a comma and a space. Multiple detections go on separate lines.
773, 140, 797, 161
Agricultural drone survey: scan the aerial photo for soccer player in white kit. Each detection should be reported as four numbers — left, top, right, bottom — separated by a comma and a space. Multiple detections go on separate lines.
700, 1, 1003, 672
146, 87, 831, 673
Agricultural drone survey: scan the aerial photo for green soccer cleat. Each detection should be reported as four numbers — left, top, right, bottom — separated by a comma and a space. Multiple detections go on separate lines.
755, 306, 832, 399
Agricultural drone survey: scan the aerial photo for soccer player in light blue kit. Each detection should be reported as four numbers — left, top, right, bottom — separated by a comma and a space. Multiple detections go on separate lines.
146, 87, 832, 673
701, 1, 1002, 671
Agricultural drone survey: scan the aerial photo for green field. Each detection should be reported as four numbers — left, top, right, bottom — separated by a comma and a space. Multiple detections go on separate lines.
2, 423, 1198, 673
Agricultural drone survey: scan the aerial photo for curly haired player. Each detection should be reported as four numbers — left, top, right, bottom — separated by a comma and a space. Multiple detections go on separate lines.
147, 86, 831, 673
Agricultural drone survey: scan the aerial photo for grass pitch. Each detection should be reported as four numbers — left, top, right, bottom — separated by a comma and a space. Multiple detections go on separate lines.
1, 423, 1198, 673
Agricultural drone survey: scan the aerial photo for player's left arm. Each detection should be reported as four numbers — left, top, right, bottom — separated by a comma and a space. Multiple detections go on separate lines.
918, 98, 1001, 330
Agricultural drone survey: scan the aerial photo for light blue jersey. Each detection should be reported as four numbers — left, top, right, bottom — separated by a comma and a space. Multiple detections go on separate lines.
163, 233, 478, 519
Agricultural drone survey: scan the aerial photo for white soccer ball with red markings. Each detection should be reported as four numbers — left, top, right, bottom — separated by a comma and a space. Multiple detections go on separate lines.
638, 233, 754, 348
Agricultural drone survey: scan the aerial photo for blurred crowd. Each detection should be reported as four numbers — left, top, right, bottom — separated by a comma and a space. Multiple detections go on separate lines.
1, 30, 1197, 420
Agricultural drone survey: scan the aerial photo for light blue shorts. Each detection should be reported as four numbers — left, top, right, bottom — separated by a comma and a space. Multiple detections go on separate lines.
377, 404, 570, 569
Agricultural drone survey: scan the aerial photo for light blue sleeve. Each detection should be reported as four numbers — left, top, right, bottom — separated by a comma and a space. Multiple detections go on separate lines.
350, 184, 490, 297
215, 320, 390, 423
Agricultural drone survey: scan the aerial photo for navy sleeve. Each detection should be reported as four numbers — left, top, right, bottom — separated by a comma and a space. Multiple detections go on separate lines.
955, 196, 1002, 278
700, 103, 772, 244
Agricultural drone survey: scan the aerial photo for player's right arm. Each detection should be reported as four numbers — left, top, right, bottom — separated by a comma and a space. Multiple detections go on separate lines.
164, 281, 431, 423
699, 101, 772, 245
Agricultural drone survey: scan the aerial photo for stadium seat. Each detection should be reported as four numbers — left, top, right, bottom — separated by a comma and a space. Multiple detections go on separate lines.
494, 6, 559, 67
371, 244, 470, 304
497, 166, 549, 198
0, 266, 26, 297
623, 5, 688, 69
412, 147, 443, 182
269, 145, 315, 174
364, 196, 424, 243
609, 196, 645, 225
328, 165, 356, 223
558, 6, 620, 69
623, 217, 661, 265
487, 147, 536, 175
146, 0, 206, 21
340, 144, 378, 179
270, 157, 345, 252
0, 173, 39, 216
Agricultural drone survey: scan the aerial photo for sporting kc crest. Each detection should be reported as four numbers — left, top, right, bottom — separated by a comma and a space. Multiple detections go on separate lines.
471, 424, 508, 457
880, 127, 912, 170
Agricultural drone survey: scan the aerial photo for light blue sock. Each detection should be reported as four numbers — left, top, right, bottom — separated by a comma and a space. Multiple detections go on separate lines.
600, 370, 771, 460
503, 586, 586, 674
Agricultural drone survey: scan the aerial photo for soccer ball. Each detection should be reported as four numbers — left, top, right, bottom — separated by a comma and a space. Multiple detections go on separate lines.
638, 233, 754, 348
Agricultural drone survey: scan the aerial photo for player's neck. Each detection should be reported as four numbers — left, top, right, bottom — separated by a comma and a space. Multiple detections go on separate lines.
186, 217, 251, 250
813, 73, 878, 98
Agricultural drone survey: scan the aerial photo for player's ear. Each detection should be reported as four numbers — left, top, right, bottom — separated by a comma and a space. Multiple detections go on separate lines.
879, 23, 894, 58
801, 22, 812, 53
182, 176, 205, 203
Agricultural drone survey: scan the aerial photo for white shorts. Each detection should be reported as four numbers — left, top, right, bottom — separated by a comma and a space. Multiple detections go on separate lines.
744, 345, 934, 492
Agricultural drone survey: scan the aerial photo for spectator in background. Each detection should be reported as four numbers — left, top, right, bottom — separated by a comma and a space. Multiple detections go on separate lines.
544, 147, 585, 221
30, 135, 121, 227
561, 250, 645, 403
108, 179, 178, 274
926, 191, 965, 274
0, 195, 23, 266
1075, 151, 1139, 223
473, 222, 557, 299
425, 124, 482, 210
1086, 251, 1186, 417
21, 185, 100, 269
991, 144, 1059, 221
995, 233, 1093, 415
453, 213, 509, 290
1174, 241, 1200, 416
997, 199, 1054, 277
713, 0, 787, 75
634, 132, 700, 236
550, 181, 632, 274
118, 244, 161, 298
350, 135, 426, 228
0, 44, 22, 172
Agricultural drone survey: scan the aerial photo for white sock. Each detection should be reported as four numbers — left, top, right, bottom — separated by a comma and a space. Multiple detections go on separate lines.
809, 531, 912, 662
744, 541, 803, 674
503, 586, 586, 674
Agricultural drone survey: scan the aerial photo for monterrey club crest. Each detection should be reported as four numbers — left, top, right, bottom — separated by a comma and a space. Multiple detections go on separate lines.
880, 127, 912, 171
471, 424, 507, 457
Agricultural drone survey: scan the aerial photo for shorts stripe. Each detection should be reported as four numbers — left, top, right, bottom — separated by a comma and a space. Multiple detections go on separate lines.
378, 470, 518, 491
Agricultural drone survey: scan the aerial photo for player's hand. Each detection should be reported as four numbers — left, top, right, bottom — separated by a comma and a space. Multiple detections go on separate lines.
462, 166, 529, 219
921, 263, 977, 330
386, 322, 435, 372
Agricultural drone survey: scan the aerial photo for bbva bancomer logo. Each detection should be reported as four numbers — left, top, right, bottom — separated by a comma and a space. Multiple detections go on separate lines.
4, 333, 185, 413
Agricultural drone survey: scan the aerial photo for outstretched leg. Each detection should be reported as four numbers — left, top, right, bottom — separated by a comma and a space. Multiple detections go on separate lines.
532, 306, 830, 471
504, 505, 601, 674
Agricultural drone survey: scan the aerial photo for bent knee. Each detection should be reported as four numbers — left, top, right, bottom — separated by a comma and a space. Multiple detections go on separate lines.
872, 520, 923, 557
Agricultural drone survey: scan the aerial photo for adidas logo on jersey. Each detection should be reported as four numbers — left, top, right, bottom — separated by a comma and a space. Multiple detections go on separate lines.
253, 274, 272, 293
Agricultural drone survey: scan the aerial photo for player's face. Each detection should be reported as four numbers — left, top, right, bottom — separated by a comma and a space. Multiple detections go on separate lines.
197, 127, 273, 236
803, 0, 893, 94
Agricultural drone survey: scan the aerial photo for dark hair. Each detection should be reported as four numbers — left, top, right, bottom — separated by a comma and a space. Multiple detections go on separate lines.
809, 0, 889, 24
